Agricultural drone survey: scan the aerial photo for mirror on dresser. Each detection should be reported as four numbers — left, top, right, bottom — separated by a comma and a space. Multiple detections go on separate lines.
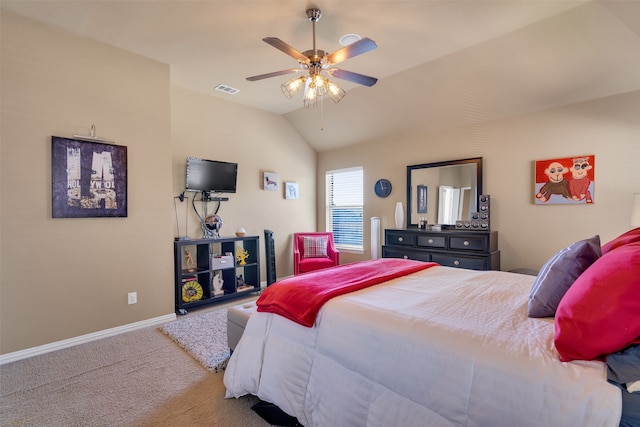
406, 157, 483, 228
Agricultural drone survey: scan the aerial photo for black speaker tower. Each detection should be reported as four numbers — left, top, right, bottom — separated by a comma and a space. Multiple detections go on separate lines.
264, 229, 277, 286
456, 195, 491, 231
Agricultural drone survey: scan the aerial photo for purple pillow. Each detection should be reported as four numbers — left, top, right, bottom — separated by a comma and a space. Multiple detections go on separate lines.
527, 235, 601, 318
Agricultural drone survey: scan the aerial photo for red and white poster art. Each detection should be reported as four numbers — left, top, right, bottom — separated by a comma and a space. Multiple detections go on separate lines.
534, 155, 595, 205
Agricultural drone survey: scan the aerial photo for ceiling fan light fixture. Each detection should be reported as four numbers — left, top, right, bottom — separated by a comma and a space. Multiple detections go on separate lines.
300, 74, 344, 107
312, 74, 328, 95
327, 80, 345, 103
281, 76, 306, 99
303, 81, 318, 109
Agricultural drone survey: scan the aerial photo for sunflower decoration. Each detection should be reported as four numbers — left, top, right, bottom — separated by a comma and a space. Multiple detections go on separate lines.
181, 280, 203, 303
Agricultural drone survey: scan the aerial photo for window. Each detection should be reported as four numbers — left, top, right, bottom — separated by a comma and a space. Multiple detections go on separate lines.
326, 167, 363, 251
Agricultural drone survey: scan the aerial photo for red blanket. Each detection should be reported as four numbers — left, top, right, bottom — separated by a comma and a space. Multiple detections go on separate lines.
256, 258, 438, 327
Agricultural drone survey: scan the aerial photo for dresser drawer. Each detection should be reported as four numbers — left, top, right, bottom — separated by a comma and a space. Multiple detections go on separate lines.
385, 231, 415, 246
431, 253, 488, 270
449, 235, 489, 252
416, 234, 446, 249
383, 229, 499, 271
382, 246, 431, 262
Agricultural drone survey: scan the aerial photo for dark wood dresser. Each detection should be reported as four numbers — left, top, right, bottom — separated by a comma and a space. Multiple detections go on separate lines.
382, 229, 500, 271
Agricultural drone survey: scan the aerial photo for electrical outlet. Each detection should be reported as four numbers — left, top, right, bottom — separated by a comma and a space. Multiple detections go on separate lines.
128, 292, 137, 305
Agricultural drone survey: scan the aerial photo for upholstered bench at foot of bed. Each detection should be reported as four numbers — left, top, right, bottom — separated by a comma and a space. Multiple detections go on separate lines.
227, 301, 257, 352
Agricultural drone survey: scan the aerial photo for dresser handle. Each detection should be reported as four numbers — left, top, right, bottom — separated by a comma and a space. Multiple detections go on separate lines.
463, 240, 470, 246
454, 260, 460, 266
428, 239, 434, 244
398, 237, 403, 242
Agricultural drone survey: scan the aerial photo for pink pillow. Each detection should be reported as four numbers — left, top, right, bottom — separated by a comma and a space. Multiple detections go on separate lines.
554, 241, 640, 362
601, 227, 640, 254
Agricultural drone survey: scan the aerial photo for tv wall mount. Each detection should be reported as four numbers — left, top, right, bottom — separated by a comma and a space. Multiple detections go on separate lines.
192, 190, 228, 239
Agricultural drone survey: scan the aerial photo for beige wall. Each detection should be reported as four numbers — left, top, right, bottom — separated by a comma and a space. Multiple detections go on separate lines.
1, 12, 173, 354
318, 90, 640, 270
0, 12, 315, 355
170, 85, 316, 280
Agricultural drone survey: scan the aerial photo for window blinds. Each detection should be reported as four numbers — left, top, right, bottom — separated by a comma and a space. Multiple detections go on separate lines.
326, 167, 363, 250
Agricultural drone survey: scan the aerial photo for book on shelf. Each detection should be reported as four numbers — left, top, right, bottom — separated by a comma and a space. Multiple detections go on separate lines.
182, 275, 198, 283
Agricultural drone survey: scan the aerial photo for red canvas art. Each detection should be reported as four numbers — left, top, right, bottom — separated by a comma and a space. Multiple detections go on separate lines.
534, 155, 595, 205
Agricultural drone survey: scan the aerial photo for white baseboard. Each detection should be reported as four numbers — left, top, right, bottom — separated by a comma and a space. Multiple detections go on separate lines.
0, 313, 177, 366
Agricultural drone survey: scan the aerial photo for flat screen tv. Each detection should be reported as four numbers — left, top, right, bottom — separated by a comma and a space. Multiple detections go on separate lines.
186, 157, 237, 193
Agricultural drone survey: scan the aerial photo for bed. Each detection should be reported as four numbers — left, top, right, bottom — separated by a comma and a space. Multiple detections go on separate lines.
224, 230, 640, 427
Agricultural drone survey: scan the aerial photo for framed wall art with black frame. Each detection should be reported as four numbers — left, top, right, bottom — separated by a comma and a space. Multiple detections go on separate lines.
417, 185, 428, 213
51, 136, 128, 218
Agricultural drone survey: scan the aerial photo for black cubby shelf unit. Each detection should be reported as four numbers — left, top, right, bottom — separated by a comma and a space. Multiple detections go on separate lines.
174, 235, 260, 314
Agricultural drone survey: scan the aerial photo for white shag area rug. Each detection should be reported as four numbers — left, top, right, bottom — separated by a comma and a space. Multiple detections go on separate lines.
160, 309, 230, 372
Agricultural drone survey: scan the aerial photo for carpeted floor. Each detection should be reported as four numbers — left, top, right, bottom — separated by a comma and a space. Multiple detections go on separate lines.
0, 303, 270, 426
160, 308, 230, 372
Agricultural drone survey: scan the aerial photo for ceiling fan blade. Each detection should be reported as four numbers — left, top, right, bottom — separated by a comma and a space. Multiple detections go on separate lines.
328, 68, 378, 87
326, 37, 377, 65
263, 37, 309, 63
246, 69, 302, 81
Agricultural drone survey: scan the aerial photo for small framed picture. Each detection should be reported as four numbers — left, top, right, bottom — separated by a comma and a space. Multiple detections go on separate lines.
285, 182, 299, 200
417, 185, 428, 213
263, 172, 279, 191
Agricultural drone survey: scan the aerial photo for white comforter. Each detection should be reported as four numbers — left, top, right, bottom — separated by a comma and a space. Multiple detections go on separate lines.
224, 266, 621, 427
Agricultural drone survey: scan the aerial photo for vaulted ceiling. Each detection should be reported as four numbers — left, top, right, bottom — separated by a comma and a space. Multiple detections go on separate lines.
2, 1, 640, 151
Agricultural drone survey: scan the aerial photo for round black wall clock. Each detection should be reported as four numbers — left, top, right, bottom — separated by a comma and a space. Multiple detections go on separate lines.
374, 179, 392, 198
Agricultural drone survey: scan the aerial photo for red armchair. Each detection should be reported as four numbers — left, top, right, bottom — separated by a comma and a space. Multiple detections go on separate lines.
293, 232, 340, 275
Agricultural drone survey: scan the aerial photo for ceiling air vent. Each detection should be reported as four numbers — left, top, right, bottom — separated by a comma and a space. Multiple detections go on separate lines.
214, 84, 239, 95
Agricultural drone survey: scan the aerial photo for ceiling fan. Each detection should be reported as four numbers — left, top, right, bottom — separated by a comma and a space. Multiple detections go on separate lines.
246, 8, 378, 108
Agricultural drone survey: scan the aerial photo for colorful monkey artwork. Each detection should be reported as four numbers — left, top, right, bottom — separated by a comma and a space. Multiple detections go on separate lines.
568, 157, 593, 203
534, 155, 595, 205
